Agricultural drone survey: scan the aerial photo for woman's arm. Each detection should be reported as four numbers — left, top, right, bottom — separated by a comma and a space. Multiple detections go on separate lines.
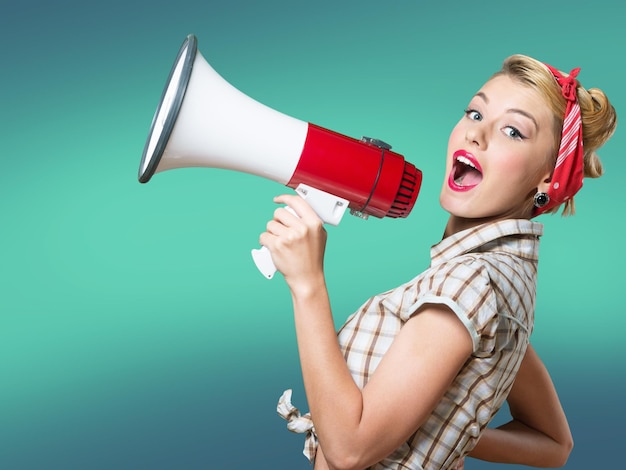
260, 194, 473, 470
467, 344, 573, 467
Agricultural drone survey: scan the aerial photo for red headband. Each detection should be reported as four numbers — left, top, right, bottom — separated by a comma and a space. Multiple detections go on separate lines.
533, 63, 584, 216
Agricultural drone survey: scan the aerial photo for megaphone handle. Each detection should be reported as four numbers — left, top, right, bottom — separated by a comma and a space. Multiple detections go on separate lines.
251, 184, 349, 279
251, 205, 298, 279
251, 246, 278, 279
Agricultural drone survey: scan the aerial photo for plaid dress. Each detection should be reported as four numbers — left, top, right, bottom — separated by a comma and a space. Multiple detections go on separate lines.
278, 219, 543, 469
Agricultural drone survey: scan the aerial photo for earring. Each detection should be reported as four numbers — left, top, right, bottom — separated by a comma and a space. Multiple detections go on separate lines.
534, 192, 550, 208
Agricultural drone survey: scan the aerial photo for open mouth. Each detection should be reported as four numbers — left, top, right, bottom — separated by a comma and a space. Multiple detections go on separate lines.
451, 154, 483, 190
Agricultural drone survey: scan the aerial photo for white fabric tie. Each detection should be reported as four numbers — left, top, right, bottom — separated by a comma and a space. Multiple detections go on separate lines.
277, 389, 318, 462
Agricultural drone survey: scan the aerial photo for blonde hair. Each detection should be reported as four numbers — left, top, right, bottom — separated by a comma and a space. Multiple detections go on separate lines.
493, 54, 617, 216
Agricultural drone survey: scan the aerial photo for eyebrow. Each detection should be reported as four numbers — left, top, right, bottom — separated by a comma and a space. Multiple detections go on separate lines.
474, 91, 539, 131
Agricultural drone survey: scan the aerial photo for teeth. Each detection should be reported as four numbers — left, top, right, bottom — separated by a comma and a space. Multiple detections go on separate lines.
456, 156, 477, 170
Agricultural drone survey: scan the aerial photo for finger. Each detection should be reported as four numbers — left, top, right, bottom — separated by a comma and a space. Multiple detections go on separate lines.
258, 230, 274, 249
265, 218, 290, 237
259, 213, 303, 248
273, 194, 320, 221
272, 205, 300, 227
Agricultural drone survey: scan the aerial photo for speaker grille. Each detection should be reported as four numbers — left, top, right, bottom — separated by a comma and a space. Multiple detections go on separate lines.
387, 162, 422, 218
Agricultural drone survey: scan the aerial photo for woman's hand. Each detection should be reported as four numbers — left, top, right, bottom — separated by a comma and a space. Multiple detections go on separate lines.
258, 193, 327, 295
467, 344, 573, 467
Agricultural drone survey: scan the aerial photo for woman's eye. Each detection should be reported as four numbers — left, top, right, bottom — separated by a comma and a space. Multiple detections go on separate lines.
504, 126, 526, 140
464, 109, 482, 121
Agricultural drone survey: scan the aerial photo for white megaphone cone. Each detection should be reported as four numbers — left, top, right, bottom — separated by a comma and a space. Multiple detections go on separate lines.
139, 35, 422, 279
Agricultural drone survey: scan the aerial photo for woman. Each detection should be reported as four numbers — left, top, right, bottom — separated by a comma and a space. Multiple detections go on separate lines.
264, 55, 617, 469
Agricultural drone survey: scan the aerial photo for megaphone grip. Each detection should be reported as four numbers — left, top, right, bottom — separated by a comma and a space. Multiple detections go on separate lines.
251, 246, 277, 279
252, 184, 349, 279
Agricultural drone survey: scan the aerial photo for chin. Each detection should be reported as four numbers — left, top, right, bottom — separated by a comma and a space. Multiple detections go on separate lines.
439, 189, 476, 218
440, 197, 499, 223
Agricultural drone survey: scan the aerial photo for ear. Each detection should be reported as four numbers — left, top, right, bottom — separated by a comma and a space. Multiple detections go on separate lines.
536, 171, 553, 194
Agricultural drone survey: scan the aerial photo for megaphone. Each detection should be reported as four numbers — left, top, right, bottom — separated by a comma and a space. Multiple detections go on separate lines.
139, 34, 422, 278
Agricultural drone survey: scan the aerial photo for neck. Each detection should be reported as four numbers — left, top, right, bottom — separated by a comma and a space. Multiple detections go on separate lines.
443, 216, 481, 239
443, 214, 532, 239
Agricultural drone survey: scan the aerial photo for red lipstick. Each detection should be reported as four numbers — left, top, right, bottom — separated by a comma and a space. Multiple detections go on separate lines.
448, 150, 483, 191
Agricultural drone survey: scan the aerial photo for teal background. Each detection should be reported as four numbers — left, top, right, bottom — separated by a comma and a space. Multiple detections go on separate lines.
1, 1, 623, 468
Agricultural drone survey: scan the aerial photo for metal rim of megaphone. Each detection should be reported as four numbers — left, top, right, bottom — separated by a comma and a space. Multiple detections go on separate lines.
138, 34, 198, 183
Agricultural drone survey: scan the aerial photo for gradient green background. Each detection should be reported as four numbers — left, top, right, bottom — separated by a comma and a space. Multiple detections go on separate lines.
1, 1, 623, 468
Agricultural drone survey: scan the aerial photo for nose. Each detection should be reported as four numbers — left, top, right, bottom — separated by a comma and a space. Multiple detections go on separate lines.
465, 124, 487, 149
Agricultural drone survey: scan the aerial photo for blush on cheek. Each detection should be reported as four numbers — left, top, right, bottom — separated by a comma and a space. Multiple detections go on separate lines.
446, 126, 465, 166
448, 123, 465, 146
499, 153, 530, 179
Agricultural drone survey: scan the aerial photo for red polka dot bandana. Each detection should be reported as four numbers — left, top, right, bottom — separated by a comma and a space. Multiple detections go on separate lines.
533, 63, 584, 216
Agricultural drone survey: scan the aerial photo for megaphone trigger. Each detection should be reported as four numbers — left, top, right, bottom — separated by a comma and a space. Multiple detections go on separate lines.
293, 184, 349, 226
